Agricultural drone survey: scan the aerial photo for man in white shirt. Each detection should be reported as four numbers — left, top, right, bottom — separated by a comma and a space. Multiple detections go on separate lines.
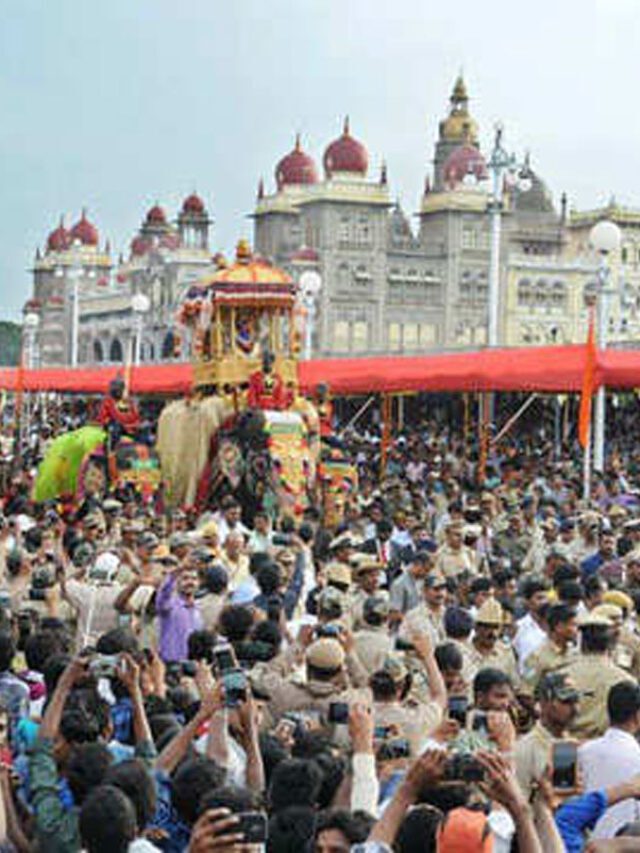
513, 577, 549, 674
579, 680, 640, 838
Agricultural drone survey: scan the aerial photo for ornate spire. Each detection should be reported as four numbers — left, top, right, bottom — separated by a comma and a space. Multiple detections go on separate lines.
257, 177, 265, 200
343, 115, 350, 136
424, 175, 431, 195
294, 132, 301, 151
560, 192, 568, 223
105, 239, 111, 254
380, 160, 387, 185
451, 73, 468, 105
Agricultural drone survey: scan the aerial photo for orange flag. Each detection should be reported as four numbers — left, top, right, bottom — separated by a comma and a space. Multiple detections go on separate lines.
578, 307, 596, 449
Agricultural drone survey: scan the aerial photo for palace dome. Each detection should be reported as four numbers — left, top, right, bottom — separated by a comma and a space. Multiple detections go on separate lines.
443, 144, 487, 187
275, 136, 318, 189
182, 192, 206, 215
70, 210, 99, 246
323, 118, 368, 177
146, 204, 167, 225
47, 220, 71, 252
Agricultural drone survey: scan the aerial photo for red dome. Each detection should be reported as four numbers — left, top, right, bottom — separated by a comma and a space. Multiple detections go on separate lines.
291, 246, 319, 262
47, 221, 71, 252
275, 135, 318, 190
182, 192, 205, 215
443, 144, 488, 187
323, 117, 368, 177
146, 204, 167, 225
130, 236, 151, 257
70, 210, 99, 246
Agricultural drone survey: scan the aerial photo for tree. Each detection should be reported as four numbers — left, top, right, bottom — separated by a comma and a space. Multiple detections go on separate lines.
0, 322, 22, 366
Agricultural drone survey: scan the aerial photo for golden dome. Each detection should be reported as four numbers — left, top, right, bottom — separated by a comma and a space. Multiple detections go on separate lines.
439, 74, 478, 144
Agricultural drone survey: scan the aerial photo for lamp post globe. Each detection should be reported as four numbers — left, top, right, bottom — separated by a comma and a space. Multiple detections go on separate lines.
590, 220, 622, 255
132, 292, 151, 314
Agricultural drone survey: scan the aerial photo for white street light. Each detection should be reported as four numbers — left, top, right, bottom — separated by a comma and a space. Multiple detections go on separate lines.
23, 312, 40, 368
589, 219, 622, 475
299, 270, 322, 360
131, 292, 151, 365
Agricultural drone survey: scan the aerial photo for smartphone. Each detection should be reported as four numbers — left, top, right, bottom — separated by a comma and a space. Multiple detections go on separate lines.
213, 645, 235, 674
374, 724, 392, 740
317, 624, 342, 638
222, 668, 248, 707
471, 710, 489, 736
444, 753, 485, 782
328, 701, 349, 724
89, 654, 119, 679
447, 696, 469, 727
180, 660, 197, 678
395, 637, 415, 652
384, 738, 410, 759
552, 741, 578, 790
236, 811, 267, 844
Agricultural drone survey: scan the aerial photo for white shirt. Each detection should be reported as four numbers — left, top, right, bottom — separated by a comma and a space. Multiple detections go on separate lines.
579, 727, 640, 838
513, 613, 547, 673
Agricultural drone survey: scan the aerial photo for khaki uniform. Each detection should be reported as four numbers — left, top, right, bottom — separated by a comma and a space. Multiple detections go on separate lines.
374, 699, 443, 757
612, 628, 640, 679
492, 530, 532, 566
435, 544, 476, 578
522, 640, 578, 695
354, 627, 393, 676
467, 640, 520, 687
401, 603, 446, 646
254, 671, 370, 730
515, 721, 557, 802
566, 653, 634, 740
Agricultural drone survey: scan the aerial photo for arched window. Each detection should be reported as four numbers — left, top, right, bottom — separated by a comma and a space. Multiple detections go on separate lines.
109, 338, 123, 363
93, 340, 104, 363
337, 263, 350, 290
551, 281, 566, 307
141, 340, 155, 362
535, 279, 548, 306
517, 278, 532, 307
162, 331, 175, 359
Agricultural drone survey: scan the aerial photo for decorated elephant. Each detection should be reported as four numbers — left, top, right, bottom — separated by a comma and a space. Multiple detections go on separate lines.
156, 392, 318, 520
32, 426, 161, 503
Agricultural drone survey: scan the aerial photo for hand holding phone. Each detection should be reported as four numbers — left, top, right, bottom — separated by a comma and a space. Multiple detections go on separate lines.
551, 741, 578, 791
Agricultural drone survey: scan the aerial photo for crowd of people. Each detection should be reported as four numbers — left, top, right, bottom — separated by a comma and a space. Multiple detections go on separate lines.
1, 396, 640, 851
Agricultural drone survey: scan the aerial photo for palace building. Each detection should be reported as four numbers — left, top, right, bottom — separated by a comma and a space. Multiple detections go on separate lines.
26, 77, 639, 366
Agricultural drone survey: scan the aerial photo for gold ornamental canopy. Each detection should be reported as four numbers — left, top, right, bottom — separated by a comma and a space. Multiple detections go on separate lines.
178, 240, 300, 390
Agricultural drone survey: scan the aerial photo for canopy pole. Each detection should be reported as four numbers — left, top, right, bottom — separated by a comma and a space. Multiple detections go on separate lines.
478, 393, 490, 485
339, 395, 375, 436
491, 393, 538, 446
380, 393, 392, 478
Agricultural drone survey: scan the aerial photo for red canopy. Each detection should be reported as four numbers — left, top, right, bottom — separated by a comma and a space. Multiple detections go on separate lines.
2, 345, 640, 396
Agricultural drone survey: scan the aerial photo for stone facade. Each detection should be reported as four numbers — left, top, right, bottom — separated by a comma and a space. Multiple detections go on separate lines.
26, 77, 639, 366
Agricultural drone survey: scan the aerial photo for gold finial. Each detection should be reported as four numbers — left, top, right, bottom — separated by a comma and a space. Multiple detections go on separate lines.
236, 238, 252, 263
451, 74, 468, 104
343, 115, 350, 135
294, 132, 301, 151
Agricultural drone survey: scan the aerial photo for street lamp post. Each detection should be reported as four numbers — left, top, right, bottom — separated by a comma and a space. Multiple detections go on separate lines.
55, 241, 94, 367
486, 125, 532, 348
589, 219, 622, 473
131, 292, 151, 365
298, 271, 322, 360
22, 312, 40, 448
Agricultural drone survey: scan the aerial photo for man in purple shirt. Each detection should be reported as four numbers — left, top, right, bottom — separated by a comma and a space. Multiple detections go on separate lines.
155, 565, 203, 662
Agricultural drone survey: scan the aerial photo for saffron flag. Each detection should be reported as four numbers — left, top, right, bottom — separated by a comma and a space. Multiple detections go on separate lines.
578, 307, 597, 449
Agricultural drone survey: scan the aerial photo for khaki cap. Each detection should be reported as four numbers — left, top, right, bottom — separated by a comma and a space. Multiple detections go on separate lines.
475, 598, 503, 626
325, 562, 352, 588
603, 590, 634, 611
306, 638, 345, 670
591, 603, 624, 623
199, 521, 219, 540
577, 610, 614, 628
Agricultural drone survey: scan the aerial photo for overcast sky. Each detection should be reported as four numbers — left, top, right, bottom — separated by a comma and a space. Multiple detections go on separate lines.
0, 0, 637, 320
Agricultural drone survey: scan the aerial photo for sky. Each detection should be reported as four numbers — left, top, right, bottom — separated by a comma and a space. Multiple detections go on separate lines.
0, 0, 639, 321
